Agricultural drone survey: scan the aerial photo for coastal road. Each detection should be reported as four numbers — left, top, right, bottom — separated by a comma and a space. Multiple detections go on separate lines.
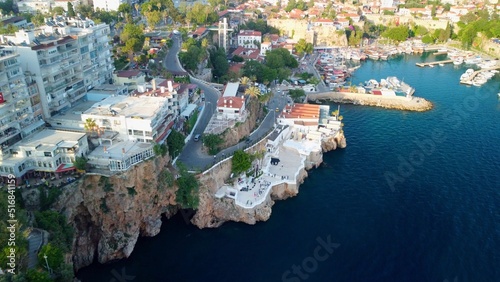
163, 35, 287, 170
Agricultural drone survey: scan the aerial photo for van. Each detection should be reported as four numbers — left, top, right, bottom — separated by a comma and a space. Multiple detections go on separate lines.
193, 134, 201, 142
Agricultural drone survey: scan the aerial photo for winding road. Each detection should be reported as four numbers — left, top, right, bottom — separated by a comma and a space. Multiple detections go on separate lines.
163, 35, 287, 170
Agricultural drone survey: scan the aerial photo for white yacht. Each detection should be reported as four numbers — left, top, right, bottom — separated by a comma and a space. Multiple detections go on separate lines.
453, 57, 464, 65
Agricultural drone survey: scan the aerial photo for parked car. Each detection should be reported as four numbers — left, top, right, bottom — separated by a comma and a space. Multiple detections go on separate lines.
193, 134, 200, 141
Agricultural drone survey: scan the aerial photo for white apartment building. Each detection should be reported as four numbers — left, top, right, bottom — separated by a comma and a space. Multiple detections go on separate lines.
0, 129, 88, 180
0, 17, 114, 118
81, 95, 172, 143
0, 48, 44, 160
16, 0, 80, 14
237, 30, 262, 49
93, 0, 130, 12
16, 0, 52, 14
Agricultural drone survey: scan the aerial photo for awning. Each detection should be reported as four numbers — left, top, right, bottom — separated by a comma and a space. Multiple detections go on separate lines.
56, 163, 76, 173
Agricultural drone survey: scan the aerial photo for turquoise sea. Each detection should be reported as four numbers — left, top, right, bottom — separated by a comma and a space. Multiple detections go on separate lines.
78, 54, 500, 282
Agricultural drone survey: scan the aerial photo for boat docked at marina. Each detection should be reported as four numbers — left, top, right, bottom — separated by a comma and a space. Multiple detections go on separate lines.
453, 57, 464, 65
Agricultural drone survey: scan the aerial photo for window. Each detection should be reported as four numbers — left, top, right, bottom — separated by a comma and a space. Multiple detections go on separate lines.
43, 162, 47, 167
18, 166, 22, 172
38, 161, 42, 167
128, 129, 133, 135
44, 152, 52, 157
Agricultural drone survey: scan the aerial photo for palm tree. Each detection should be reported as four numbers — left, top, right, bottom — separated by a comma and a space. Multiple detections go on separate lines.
135, 3, 140, 14
240, 76, 251, 87
83, 118, 98, 137
156, 2, 162, 11
258, 92, 271, 104
244, 86, 261, 99
331, 110, 339, 117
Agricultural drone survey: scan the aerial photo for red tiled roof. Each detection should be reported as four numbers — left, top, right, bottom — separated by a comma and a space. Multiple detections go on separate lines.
229, 63, 244, 74
217, 96, 245, 109
239, 30, 262, 36
232, 46, 260, 60
193, 27, 208, 36
281, 103, 321, 119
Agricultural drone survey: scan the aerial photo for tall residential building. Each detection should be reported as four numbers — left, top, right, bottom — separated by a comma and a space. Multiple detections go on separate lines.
16, 0, 80, 14
0, 16, 114, 118
0, 48, 41, 157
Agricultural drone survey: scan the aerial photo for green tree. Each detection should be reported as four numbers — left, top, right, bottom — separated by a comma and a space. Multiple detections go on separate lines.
73, 156, 88, 171
381, 26, 410, 42
67, 2, 75, 17
118, 3, 132, 16
0, 23, 19, 35
231, 150, 252, 174
35, 211, 74, 252
175, 164, 199, 209
210, 47, 229, 79
289, 89, 306, 102
153, 143, 168, 157
421, 34, 434, 44
51, 6, 65, 15
244, 86, 261, 99
0, 0, 14, 15
75, 4, 94, 19
83, 118, 98, 137
120, 23, 145, 54
25, 269, 53, 282
295, 38, 313, 56
203, 134, 223, 155
38, 243, 64, 271
166, 130, 185, 158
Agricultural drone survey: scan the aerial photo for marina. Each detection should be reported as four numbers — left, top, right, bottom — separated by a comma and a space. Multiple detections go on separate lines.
459, 66, 500, 86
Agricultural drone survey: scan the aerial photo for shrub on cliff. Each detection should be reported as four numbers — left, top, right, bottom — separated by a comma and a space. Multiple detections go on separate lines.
175, 163, 200, 209
34, 211, 74, 252
203, 134, 223, 155
231, 150, 252, 175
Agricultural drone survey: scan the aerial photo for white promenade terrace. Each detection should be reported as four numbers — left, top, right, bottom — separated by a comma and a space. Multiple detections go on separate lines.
215, 104, 341, 209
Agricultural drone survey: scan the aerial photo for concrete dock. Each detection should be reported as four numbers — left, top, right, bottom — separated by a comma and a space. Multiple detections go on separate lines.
307, 92, 433, 112
416, 60, 453, 67
459, 66, 500, 85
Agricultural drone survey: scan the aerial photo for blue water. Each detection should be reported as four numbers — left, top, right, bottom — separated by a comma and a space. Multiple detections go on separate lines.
78, 55, 500, 282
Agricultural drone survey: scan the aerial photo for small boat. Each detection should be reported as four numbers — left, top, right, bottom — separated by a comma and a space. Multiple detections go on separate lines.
439, 63, 445, 67
498, 93, 500, 98
453, 57, 464, 65
429, 65, 435, 68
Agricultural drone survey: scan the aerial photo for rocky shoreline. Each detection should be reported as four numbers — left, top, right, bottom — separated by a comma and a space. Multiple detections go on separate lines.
307, 92, 433, 112
64, 131, 346, 272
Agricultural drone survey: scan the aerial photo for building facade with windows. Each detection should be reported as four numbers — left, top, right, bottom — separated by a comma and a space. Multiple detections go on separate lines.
0, 129, 88, 180
81, 95, 171, 143
0, 48, 45, 162
237, 30, 262, 49
0, 17, 114, 118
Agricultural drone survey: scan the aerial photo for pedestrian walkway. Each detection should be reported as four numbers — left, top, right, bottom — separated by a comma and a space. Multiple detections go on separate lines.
27, 229, 44, 269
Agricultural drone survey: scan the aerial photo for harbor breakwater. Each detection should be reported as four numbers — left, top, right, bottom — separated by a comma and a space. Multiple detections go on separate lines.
307, 92, 433, 112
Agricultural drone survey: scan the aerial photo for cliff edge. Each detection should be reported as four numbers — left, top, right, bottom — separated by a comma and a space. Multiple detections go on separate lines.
56, 156, 178, 271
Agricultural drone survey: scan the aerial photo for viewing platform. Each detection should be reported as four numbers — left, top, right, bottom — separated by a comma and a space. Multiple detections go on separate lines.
416, 60, 453, 67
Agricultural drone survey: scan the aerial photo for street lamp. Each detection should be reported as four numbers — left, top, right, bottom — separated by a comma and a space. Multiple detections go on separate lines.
43, 254, 52, 275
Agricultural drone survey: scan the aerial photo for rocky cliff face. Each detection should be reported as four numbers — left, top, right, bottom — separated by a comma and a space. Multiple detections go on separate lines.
219, 98, 264, 148
61, 126, 346, 270
55, 156, 178, 271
